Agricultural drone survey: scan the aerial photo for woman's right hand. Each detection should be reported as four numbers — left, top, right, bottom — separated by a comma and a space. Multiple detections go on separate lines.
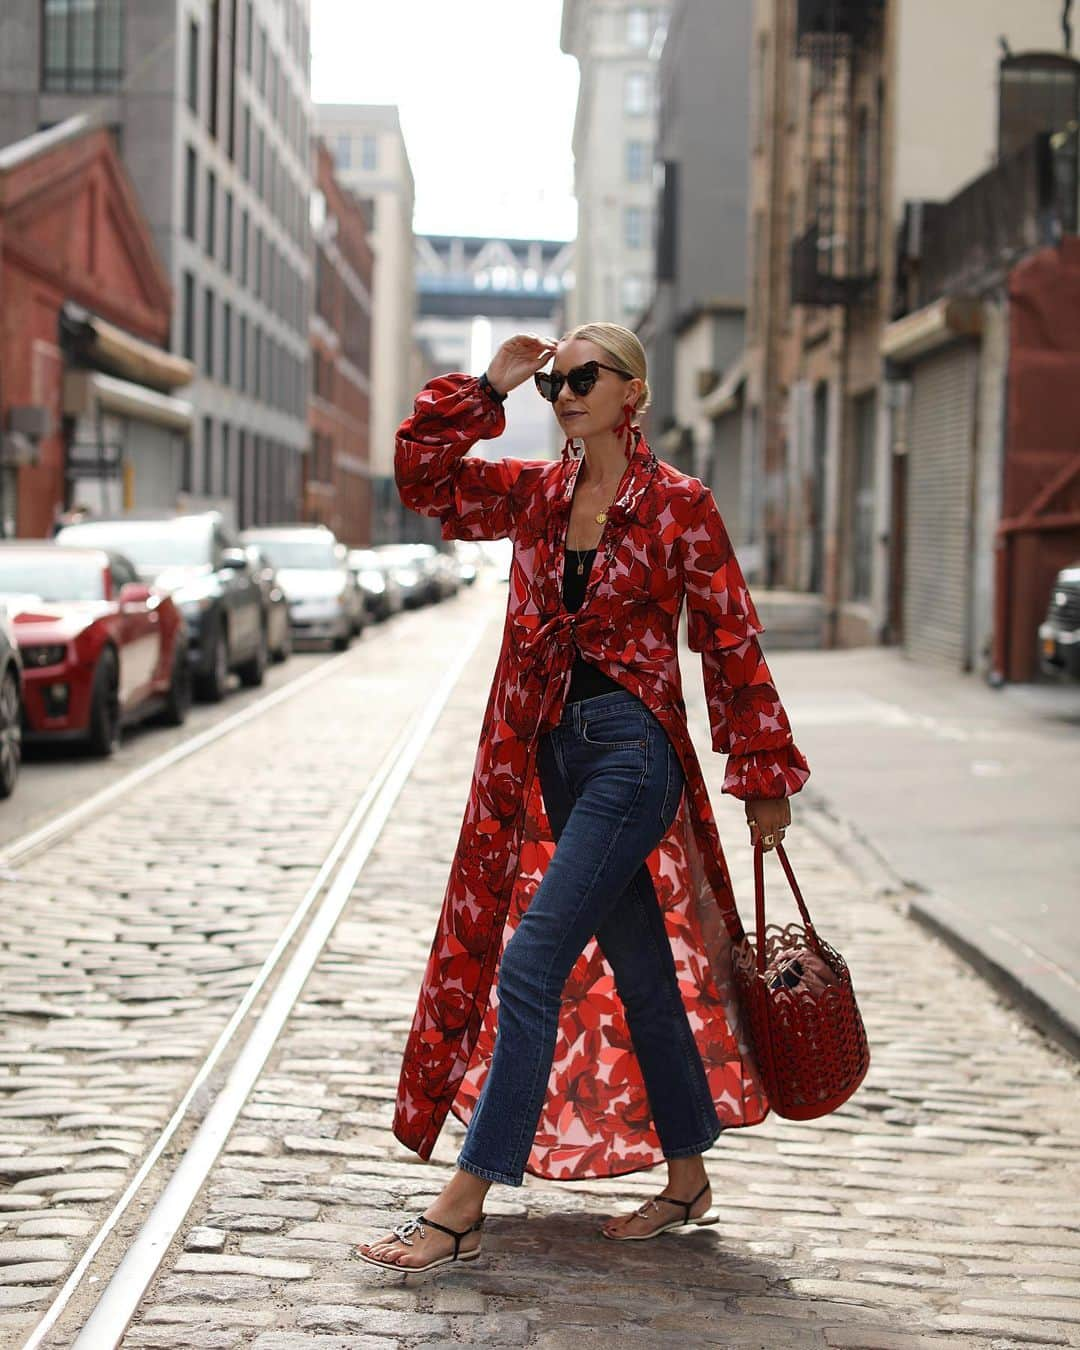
485, 334, 558, 396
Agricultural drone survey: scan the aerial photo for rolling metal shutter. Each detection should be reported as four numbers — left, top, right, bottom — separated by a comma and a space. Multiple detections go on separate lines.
903, 342, 977, 669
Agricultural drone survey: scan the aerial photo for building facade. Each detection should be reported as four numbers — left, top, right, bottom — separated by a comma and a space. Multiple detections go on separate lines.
306, 140, 373, 547
560, 1, 672, 333
316, 103, 416, 543
0, 116, 194, 537
744, 0, 1072, 680
0, 0, 313, 531
637, 0, 754, 547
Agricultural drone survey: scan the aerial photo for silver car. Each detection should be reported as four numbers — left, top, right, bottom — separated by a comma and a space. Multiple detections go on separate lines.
240, 525, 360, 651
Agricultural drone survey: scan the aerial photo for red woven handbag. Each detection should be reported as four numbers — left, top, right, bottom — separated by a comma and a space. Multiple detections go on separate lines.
731, 837, 870, 1120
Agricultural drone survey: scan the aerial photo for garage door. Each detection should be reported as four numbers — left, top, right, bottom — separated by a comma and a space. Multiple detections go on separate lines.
903, 342, 978, 669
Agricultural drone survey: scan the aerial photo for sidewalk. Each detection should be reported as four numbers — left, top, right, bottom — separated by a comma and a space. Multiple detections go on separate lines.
110, 585, 1080, 1350
755, 641, 1080, 1061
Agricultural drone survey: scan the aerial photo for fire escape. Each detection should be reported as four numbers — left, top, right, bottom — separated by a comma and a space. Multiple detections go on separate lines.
790, 0, 885, 307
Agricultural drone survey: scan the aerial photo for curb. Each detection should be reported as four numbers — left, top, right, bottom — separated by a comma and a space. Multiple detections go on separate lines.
798, 785, 1080, 1066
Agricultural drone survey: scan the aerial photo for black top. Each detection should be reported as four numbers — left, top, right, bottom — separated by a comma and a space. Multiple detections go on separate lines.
562, 547, 625, 703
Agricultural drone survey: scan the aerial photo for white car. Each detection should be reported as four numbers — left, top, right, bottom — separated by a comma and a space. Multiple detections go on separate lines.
239, 526, 361, 650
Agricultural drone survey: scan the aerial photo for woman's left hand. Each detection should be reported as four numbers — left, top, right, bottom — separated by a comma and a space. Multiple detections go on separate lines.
745, 797, 790, 852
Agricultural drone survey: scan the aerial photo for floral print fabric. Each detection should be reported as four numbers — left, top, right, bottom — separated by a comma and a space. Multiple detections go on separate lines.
392, 372, 811, 1179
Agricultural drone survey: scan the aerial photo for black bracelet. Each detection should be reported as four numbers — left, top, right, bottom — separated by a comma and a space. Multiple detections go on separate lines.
477, 370, 507, 405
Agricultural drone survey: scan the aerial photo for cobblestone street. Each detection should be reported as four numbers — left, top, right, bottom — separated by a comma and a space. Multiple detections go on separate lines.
2, 583, 1079, 1349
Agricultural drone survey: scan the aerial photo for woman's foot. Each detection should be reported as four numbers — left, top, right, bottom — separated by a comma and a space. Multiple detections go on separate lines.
355, 1169, 490, 1269
601, 1161, 713, 1240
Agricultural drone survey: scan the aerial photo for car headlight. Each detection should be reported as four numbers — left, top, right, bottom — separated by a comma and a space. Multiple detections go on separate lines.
21, 643, 67, 668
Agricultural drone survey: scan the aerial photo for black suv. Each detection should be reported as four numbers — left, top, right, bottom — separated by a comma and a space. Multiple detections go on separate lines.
54, 510, 266, 700
1038, 560, 1080, 680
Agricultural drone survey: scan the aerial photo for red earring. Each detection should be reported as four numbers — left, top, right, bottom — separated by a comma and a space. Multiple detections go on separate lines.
561, 434, 576, 463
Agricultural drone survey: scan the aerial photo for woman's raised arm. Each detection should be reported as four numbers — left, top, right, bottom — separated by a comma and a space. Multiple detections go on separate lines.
394, 336, 556, 542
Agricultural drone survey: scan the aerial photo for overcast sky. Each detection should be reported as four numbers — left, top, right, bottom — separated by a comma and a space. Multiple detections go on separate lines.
310, 0, 579, 241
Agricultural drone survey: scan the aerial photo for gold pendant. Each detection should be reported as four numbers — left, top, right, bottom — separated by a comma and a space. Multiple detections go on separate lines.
576, 561, 584, 575
595, 510, 607, 524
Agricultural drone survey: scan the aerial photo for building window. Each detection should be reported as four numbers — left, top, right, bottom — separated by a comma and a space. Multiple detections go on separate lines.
182, 270, 196, 361
42, 0, 124, 93
242, 104, 251, 180
202, 416, 214, 494
627, 7, 650, 49
624, 205, 646, 249
621, 274, 646, 318
205, 168, 217, 258
360, 133, 378, 170
239, 207, 249, 285
256, 124, 265, 197
222, 300, 232, 385
184, 145, 198, 240
186, 18, 200, 114
257, 24, 267, 97
625, 71, 650, 115
203, 286, 215, 378
334, 133, 351, 168
245, 0, 253, 73
626, 140, 648, 183
221, 422, 232, 499
253, 323, 262, 398
849, 392, 876, 601
223, 190, 233, 272
238, 313, 248, 392
656, 159, 678, 281
253, 223, 262, 296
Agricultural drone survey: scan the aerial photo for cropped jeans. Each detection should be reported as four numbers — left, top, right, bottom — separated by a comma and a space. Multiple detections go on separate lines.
456, 687, 723, 1187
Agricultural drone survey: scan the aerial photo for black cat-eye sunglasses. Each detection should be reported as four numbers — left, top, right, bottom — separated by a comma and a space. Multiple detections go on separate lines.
534, 360, 633, 403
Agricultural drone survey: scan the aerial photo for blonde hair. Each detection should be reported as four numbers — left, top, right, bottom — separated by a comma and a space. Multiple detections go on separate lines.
560, 322, 651, 416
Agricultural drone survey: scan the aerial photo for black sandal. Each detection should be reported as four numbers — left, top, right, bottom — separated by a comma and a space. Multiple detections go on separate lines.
601, 1179, 718, 1241
353, 1212, 485, 1272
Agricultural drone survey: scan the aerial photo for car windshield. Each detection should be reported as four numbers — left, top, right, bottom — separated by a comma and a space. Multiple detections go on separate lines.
56, 520, 211, 568
245, 537, 337, 569
0, 556, 105, 602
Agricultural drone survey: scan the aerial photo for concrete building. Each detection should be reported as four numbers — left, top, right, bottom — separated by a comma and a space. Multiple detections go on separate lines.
560, 1, 672, 333
745, 0, 1073, 679
0, 115, 195, 537
636, 0, 754, 546
0, 0, 314, 532
316, 104, 416, 543
307, 140, 373, 547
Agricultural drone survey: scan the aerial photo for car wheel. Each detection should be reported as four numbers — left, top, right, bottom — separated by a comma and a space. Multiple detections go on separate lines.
332, 624, 351, 652
160, 639, 192, 726
273, 616, 292, 662
195, 620, 230, 702
238, 625, 268, 687
87, 647, 121, 756
0, 666, 21, 798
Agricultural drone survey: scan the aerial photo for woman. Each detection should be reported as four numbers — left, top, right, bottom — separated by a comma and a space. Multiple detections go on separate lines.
356, 325, 810, 1272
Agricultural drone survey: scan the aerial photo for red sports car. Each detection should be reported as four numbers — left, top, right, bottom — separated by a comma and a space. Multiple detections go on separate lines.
0, 543, 191, 755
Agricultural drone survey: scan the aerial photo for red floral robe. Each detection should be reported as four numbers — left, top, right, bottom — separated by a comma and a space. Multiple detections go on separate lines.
392, 372, 811, 1180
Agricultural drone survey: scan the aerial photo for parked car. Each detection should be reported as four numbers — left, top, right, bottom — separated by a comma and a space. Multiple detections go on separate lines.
449, 540, 480, 586
0, 543, 190, 755
243, 543, 292, 662
240, 525, 361, 650
369, 545, 427, 609
371, 543, 443, 607
347, 549, 403, 623
0, 603, 24, 796
54, 511, 266, 701
1038, 559, 1080, 680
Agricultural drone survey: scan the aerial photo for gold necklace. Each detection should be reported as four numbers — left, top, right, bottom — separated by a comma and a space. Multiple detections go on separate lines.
569, 544, 596, 576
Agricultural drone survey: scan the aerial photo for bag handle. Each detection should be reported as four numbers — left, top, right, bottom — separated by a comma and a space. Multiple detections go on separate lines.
753, 836, 827, 976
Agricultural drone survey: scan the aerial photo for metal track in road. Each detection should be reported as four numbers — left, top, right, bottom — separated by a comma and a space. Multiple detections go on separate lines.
21, 614, 490, 1350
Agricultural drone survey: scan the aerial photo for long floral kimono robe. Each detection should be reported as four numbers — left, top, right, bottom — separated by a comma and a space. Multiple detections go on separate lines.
392, 372, 811, 1181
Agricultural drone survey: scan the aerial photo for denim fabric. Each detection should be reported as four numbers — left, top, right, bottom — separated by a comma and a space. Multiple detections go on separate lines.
457, 687, 723, 1186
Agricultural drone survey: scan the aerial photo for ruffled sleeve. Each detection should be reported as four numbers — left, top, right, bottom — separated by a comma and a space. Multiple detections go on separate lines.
395, 372, 546, 542
675, 482, 811, 801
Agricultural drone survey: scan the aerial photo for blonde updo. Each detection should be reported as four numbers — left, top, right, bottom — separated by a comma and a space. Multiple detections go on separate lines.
559, 322, 651, 416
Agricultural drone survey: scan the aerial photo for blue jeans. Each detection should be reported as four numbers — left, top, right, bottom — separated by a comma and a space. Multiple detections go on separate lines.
457, 687, 723, 1186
